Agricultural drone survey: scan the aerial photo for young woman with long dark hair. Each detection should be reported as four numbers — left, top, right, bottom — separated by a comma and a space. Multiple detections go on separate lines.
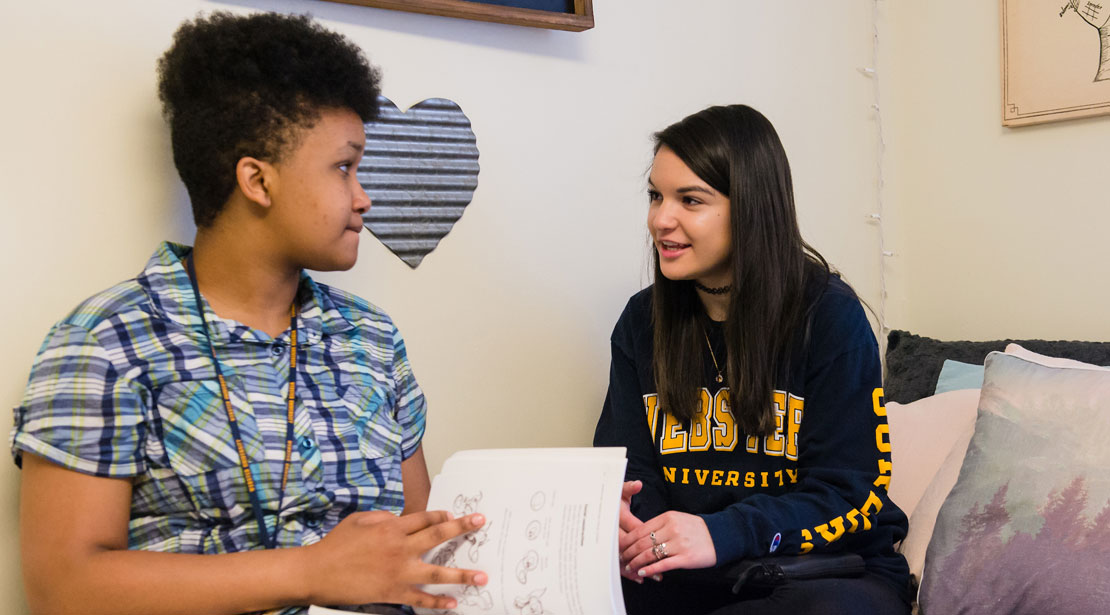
594, 105, 911, 615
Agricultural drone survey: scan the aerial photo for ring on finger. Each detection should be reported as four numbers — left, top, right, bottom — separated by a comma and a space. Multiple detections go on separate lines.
652, 542, 669, 561
649, 531, 658, 546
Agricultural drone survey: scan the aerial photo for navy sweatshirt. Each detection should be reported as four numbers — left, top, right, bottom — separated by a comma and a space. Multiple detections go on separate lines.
593, 276, 910, 594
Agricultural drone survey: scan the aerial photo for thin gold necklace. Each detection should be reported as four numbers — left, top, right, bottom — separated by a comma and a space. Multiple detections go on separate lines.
703, 330, 724, 384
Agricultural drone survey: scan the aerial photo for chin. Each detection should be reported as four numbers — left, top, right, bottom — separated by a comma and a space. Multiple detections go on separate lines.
308, 253, 359, 272
658, 265, 697, 282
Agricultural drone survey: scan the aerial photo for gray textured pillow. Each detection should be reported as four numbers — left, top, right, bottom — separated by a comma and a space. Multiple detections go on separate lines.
883, 330, 1110, 404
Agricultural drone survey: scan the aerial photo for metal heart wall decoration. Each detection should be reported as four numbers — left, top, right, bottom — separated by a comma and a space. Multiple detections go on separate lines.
360, 96, 480, 268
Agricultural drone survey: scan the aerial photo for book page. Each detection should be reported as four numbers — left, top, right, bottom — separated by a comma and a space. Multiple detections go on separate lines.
415, 448, 626, 615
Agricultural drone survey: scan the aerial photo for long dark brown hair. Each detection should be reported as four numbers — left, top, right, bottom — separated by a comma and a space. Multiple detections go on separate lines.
651, 105, 831, 437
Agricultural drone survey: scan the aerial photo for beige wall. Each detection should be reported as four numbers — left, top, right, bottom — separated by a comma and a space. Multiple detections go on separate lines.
881, 0, 1110, 341
2, 0, 913, 611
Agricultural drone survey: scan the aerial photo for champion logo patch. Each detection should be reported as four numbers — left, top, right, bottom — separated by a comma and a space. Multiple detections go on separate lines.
769, 533, 782, 553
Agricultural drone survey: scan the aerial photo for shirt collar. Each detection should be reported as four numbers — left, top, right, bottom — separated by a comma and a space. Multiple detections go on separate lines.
137, 242, 356, 346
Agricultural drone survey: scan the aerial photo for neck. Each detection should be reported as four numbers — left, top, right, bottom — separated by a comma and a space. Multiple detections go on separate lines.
697, 288, 729, 322
191, 226, 301, 338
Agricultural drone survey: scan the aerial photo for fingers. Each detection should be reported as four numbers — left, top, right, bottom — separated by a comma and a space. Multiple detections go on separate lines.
619, 506, 644, 534
621, 480, 643, 501
414, 562, 488, 587
410, 513, 486, 551
632, 552, 685, 578
390, 509, 453, 533
396, 587, 462, 612
619, 520, 659, 555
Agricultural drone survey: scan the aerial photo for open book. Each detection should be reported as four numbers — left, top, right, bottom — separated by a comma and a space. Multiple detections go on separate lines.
309, 447, 627, 615
419, 447, 627, 615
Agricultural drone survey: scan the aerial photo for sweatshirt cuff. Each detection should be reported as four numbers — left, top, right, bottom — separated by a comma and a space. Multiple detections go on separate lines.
701, 510, 747, 565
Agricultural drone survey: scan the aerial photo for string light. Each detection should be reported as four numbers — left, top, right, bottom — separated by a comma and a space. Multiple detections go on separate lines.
862, 0, 892, 363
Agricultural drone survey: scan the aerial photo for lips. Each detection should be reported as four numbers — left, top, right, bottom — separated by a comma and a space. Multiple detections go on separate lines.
657, 240, 690, 258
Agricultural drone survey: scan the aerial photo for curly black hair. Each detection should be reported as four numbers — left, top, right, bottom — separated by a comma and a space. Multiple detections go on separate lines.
157, 11, 382, 227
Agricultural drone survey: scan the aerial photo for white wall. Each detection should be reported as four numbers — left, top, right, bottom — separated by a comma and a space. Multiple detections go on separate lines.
0, 1, 882, 611
882, 0, 1110, 341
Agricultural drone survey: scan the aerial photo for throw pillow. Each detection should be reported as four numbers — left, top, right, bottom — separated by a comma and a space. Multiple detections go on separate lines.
887, 390, 980, 584
918, 353, 1110, 614
933, 360, 985, 394
1004, 343, 1110, 371
887, 389, 980, 518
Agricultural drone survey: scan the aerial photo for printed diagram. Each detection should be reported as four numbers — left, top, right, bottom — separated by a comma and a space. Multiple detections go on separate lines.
513, 588, 548, 615
437, 584, 495, 615
525, 520, 542, 540
452, 491, 491, 562
454, 491, 483, 515
428, 538, 460, 568
428, 491, 491, 566
515, 550, 539, 584
529, 491, 546, 511
1060, 0, 1110, 80
459, 584, 494, 611
465, 521, 491, 563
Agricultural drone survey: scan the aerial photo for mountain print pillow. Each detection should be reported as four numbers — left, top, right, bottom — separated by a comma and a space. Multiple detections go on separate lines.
919, 352, 1110, 614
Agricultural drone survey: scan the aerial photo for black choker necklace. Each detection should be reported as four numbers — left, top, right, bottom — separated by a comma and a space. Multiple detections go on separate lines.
695, 281, 731, 295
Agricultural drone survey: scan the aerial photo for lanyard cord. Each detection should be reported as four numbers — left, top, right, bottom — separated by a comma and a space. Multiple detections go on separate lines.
185, 254, 298, 550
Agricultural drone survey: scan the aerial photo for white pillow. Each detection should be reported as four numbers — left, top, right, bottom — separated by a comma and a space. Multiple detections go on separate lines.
887, 389, 980, 518
1004, 343, 1110, 371
899, 423, 975, 586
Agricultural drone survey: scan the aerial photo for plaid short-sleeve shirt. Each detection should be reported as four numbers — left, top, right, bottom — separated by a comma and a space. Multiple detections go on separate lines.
11, 241, 427, 555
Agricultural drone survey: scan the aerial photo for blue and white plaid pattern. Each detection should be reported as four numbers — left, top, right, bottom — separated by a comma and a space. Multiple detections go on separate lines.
11, 241, 426, 555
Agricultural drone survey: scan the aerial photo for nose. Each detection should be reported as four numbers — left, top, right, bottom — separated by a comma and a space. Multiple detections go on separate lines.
649, 198, 678, 234
353, 184, 372, 215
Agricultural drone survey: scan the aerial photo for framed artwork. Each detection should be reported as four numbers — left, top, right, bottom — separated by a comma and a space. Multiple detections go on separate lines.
1001, 0, 1110, 126
322, 0, 594, 32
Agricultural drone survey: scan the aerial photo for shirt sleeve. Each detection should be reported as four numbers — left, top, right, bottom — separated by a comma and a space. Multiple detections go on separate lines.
389, 324, 426, 460
700, 308, 900, 564
10, 323, 147, 477
593, 302, 670, 522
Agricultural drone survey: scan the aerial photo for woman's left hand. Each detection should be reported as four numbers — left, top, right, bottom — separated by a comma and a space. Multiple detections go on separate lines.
619, 511, 717, 578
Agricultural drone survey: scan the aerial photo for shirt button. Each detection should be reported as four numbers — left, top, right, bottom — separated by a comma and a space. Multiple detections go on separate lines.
271, 342, 286, 357
305, 516, 321, 529
298, 436, 315, 452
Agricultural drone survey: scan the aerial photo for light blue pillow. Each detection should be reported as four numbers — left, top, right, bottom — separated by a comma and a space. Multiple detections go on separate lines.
934, 359, 985, 394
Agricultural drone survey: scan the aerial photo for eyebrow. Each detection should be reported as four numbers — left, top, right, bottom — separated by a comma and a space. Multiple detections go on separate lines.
341, 141, 363, 154
647, 179, 717, 196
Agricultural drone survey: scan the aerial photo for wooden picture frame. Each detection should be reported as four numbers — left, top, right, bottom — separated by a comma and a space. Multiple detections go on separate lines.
1001, 0, 1110, 126
323, 0, 594, 32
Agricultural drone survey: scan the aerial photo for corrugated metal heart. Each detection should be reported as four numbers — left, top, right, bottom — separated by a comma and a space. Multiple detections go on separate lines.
359, 96, 479, 268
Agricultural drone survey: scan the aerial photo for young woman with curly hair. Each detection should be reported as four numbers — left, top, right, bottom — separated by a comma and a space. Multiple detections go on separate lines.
13, 12, 484, 615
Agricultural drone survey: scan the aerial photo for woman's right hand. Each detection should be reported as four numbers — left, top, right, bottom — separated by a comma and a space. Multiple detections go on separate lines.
618, 480, 661, 583
302, 509, 488, 610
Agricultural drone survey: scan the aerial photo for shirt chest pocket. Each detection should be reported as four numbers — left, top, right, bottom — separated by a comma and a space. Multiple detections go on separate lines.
302, 383, 405, 484
150, 379, 266, 512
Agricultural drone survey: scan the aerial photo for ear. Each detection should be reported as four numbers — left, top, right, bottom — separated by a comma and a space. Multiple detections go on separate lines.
235, 156, 275, 208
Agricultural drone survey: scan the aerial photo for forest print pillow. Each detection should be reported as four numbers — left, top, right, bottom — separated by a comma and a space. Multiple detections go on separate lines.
918, 352, 1110, 614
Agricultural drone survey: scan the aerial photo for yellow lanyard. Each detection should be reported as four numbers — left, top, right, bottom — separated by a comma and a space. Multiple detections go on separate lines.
186, 254, 297, 549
